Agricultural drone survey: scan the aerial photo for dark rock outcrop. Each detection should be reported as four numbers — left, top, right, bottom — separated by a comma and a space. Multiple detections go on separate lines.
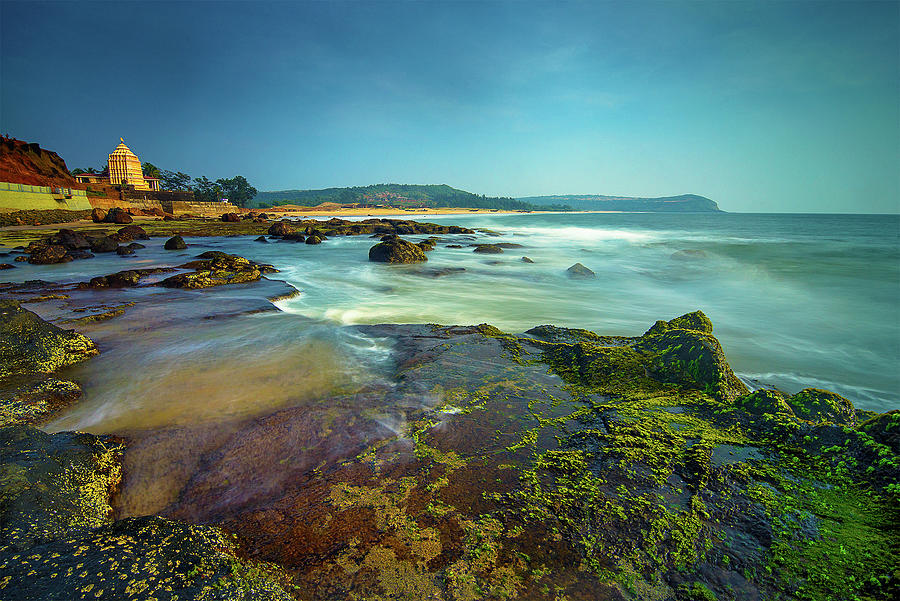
114, 224, 149, 242
87, 235, 119, 253
473, 244, 504, 254
27, 243, 72, 265
158, 254, 277, 289
222, 212, 241, 222
104, 207, 133, 224
368, 237, 428, 263
268, 221, 294, 236
164, 235, 187, 250
90, 208, 107, 223
0, 300, 98, 380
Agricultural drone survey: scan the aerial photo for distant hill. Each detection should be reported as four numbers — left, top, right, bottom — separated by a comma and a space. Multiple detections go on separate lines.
253, 184, 571, 211
516, 193, 722, 212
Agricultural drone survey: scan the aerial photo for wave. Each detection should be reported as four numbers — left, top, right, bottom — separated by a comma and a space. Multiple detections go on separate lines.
507, 226, 655, 243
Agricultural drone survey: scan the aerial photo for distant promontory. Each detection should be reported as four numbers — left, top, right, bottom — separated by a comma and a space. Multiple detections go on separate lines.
517, 193, 722, 212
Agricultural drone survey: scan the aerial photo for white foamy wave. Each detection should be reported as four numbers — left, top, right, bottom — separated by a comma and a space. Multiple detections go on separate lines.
508, 226, 655, 243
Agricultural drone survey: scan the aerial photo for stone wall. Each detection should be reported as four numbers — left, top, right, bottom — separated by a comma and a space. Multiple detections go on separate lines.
0, 182, 93, 212
160, 200, 237, 216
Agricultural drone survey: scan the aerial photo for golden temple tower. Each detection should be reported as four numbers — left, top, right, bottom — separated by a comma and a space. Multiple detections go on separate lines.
107, 138, 152, 190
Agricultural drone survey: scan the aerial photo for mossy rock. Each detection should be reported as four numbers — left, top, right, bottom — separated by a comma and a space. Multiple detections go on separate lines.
164, 235, 187, 250
858, 410, 900, 454
0, 300, 98, 381
787, 388, 856, 426
0, 423, 125, 551
0, 515, 293, 601
0, 378, 81, 426
369, 237, 428, 263
636, 320, 748, 401
736, 389, 795, 417
644, 310, 714, 336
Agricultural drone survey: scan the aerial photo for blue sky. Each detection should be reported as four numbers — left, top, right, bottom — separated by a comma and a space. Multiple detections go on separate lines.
1, 1, 897, 212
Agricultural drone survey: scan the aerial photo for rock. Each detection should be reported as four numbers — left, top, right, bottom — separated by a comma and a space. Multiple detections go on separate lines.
0, 264, 13, 270
0, 424, 292, 600
163, 214, 176, 221
494, 242, 525, 248
566, 262, 595, 278
417, 239, 437, 251
164, 235, 187, 250
305, 235, 323, 245
521, 256, 534, 263
87, 235, 119, 253
0, 300, 98, 380
446, 244, 463, 248
67, 249, 94, 260
413, 267, 466, 278
27, 244, 71, 265
635, 313, 749, 402
368, 237, 428, 263
51, 228, 91, 250
0, 379, 82, 426
116, 245, 135, 256
90, 207, 107, 223
281, 233, 305, 243
158, 254, 276, 289
473, 244, 504, 254
736, 389, 795, 417
13, 256, 28, 262
643, 310, 714, 336
115, 224, 149, 241
222, 212, 241, 222
858, 410, 900, 454
268, 221, 294, 236
82, 267, 174, 289
787, 388, 856, 425
255, 236, 269, 243
104, 207, 133, 224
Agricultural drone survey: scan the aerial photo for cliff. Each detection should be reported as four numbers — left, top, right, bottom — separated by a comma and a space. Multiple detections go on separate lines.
0, 137, 84, 189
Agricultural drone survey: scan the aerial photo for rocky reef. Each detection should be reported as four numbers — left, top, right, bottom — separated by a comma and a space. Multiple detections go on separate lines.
0, 286, 896, 601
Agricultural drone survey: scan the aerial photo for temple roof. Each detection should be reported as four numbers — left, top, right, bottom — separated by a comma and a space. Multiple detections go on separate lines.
109, 139, 138, 157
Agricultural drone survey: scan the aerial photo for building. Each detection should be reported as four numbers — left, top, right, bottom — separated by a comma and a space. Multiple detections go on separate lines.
74, 138, 160, 190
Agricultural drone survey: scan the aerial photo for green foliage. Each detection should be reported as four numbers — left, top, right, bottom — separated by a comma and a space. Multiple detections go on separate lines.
159, 170, 192, 191
193, 176, 222, 202
141, 162, 161, 179
216, 175, 258, 208
254, 183, 572, 211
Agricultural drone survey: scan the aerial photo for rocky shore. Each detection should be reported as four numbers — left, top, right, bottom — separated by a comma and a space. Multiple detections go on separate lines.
0, 231, 897, 600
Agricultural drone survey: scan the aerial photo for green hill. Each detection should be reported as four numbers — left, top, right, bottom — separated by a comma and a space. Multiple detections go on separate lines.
516, 193, 722, 212
253, 184, 571, 211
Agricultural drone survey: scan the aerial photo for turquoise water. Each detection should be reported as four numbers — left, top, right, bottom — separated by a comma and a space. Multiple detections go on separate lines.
11, 212, 898, 418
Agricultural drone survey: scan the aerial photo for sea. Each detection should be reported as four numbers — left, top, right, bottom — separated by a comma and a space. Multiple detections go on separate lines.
7, 212, 897, 439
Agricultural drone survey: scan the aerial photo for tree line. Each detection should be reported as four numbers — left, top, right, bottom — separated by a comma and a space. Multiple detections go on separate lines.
72, 162, 257, 208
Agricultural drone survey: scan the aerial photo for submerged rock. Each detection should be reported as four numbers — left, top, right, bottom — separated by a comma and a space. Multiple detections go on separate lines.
27, 243, 72, 265
164, 235, 187, 250
158, 253, 277, 289
0, 300, 98, 380
521, 256, 534, 263
0, 379, 82, 426
473, 243, 504, 254
87, 235, 119, 253
566, 262, 595, 277
368, 236, 428, 263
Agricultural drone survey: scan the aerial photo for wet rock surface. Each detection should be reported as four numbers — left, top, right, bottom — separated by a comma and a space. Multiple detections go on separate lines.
368, 235, 428, 263
0, 300, 98, 380
159, 253, 278, 289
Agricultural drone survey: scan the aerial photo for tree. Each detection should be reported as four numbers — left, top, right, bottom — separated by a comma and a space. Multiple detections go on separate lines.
193, 176, 222, 202
216, 175, 258, 208
160, 170, 192, 191
142, 162, 161, 179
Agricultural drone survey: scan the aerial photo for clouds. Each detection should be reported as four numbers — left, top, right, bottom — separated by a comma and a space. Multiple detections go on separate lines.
1, 0, 897, 212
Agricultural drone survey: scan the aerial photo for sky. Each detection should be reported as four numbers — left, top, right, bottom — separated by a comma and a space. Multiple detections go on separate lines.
1, 1, 898, 213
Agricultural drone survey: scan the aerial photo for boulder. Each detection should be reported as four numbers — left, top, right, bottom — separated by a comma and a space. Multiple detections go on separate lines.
643, 310, 714, 336
268, 221, 294, 236
87, 236, 119, 253
51, 228, 90, 250
0, 300, 98, 380
566, 263, 595, 278
368, 237, 428, 263
104, 207, 133, 224
305, 235, 323, 245
473, 244, 504, 254
0, 264, 14, 270
281, 233, 305, 243
27, 244, 71, 265
115, 224, 149, 241
521, 256, 534, 263
222, 212, 241, 222
163, 214, 176, 221
255, 236, 269, 243
90, 208, 107, 223
787, 388, 856, 425
164, 236, 187, 250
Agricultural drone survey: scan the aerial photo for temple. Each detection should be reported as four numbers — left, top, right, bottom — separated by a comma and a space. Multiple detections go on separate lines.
74, 138, 160, 190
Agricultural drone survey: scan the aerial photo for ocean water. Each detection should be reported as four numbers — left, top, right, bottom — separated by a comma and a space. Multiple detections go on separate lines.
10, 212, 897, 432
